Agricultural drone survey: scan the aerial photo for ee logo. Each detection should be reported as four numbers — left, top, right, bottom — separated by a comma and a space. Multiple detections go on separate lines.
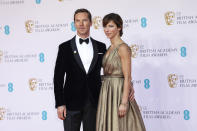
36, 0, 41, 4
71, 22, 76, 31
42, 111, 47, 120
4, 25, 10, 35
39, 53, 45, 63
8, 82, 13, 92
181, 47, 186, 57
184, 110, 190, 120
144, 79, 150, 89
141, 17, 147, 28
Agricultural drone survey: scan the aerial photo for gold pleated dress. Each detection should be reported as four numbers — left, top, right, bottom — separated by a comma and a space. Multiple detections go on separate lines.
96, 43, 146, 131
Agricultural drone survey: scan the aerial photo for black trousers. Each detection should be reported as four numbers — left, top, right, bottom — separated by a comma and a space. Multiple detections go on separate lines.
63, 100, 97, 131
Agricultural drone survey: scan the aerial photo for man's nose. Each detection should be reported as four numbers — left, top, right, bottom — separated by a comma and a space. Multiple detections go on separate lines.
79, 21, 84, 25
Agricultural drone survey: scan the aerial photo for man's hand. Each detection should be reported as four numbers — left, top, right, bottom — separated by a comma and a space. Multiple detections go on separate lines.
129, 87, 135, 102
57, 105, 66, 120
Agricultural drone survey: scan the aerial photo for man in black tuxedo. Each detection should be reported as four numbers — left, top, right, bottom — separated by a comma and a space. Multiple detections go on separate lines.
53, 8, 106, 131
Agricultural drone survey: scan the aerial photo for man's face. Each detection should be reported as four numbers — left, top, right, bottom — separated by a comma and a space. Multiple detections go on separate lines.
74, 12, 92, 38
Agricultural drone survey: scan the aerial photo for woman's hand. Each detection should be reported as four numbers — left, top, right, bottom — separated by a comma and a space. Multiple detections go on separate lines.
118, 103, 128, 117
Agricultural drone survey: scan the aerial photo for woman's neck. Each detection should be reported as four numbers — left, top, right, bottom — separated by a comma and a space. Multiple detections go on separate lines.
110, 36, 124, 47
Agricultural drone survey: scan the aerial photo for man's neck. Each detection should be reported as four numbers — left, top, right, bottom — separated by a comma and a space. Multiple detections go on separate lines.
77, 33, 90, 39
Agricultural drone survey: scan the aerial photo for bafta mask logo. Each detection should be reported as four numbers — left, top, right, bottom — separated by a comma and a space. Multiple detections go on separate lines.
58, 0, 63, 1
25, 20, 34, 33
165, 11, 175, 25
0, 107, 6, 120
130, 44, 139, 58
29, 78, 37, 91
168, 74, 178, 88
0, 50, 3, 63
93, 16, 102, 29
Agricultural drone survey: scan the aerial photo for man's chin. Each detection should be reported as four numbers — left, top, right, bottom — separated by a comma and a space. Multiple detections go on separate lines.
78, 32, 89, 36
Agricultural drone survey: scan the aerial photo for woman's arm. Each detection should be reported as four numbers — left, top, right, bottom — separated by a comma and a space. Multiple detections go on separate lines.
118, 43, 132, 117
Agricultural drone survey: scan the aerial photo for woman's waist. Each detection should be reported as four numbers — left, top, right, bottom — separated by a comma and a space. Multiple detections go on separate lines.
102, 74, 124, 78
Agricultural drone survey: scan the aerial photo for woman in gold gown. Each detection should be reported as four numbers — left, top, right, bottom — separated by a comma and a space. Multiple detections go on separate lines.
96, 13, 146, 131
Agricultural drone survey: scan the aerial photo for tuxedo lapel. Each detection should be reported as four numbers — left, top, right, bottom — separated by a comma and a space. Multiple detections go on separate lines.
71, 36, 86, 73
88, 37, 98, 74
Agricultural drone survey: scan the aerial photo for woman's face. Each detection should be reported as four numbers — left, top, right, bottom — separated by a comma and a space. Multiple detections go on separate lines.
103, 20, 121, 39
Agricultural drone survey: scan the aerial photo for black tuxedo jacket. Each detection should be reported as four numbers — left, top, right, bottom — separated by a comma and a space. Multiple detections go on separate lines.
54, 36, 106, 110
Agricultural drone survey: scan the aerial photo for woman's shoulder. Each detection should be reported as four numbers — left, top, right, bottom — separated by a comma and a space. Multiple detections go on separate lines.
118, 43, 131, 53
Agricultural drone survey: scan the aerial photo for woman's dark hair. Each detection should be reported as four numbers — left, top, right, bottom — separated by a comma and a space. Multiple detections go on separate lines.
102, 13, 123, 36
74, 8, 92, 22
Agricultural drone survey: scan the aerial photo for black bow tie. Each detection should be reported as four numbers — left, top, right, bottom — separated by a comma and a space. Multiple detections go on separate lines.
79, 38, 89, 44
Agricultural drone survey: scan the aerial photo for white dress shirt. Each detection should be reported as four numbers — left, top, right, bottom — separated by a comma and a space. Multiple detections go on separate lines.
75, 35, 94, 73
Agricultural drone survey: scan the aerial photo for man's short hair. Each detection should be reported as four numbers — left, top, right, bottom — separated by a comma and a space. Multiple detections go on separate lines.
74, 8, 92, 22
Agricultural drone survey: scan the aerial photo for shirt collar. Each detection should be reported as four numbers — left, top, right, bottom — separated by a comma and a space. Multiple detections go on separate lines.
76, 34, 90, 42
76, 34, 91, 46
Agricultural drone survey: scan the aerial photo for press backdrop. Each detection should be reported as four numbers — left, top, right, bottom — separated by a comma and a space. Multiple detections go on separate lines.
0, 0, 197, 131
